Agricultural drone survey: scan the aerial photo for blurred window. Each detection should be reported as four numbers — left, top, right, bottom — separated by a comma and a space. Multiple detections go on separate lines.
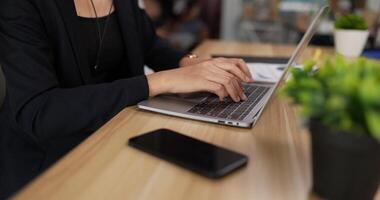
144, 0, 209, 51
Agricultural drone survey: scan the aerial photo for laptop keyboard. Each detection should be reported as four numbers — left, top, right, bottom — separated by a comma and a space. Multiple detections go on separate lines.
187, 85, 271, 121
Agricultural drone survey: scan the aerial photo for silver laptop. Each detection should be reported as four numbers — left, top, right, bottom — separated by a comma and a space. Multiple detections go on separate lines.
138, 6, 330, 128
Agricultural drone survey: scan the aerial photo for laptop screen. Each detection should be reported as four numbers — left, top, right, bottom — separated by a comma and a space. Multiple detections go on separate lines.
276, 5, 331, 89
252, 6, 331, 122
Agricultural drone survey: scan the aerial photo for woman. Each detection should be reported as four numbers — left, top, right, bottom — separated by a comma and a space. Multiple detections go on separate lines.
0, 0, 252, 197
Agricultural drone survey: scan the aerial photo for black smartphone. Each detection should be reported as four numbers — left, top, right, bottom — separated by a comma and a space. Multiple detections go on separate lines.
128, 129, 248, 178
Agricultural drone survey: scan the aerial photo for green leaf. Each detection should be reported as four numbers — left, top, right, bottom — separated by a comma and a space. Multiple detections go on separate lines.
281, 56, 380, 142
335, 14, 368, 30
365, 111, 380, 141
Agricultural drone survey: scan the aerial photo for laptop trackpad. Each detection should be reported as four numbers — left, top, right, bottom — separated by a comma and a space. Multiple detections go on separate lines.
140, 93, 211, 113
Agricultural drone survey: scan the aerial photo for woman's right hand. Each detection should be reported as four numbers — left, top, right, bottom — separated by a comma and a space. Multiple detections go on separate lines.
147, 58, 254, 102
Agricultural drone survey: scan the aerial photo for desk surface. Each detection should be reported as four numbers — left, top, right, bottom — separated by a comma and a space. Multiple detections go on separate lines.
14, 41, 379, 200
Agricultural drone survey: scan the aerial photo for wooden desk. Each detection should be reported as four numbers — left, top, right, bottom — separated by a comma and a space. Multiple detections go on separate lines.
14, 41, 379, 200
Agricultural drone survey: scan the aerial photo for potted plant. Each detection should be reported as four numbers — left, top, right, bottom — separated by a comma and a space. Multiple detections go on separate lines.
282, 56, 380, 200
334, 14, 369, 58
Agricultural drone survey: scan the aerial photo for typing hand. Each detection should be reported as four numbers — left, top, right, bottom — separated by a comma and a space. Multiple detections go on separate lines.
147, 58, 254, 102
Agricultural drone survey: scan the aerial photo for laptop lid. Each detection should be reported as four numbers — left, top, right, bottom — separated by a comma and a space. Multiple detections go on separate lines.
275, 5, 330, 91
252, 6, 330, 122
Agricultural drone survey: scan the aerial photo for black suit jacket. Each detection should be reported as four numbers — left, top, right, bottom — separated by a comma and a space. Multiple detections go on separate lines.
0, 0, 186, 198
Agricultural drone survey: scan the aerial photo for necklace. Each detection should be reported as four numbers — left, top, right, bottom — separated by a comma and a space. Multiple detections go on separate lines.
89, 0, 114, 70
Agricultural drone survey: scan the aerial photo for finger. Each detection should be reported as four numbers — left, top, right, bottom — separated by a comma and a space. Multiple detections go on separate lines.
205, 81, 228, 101
207, 76, 240, 102
210, 67, 246, 101
225, 75, 245, 101
232, 78, 247, 101
204, 68, 241, 102
201, 60, 243, 101
219, 58, 253, 82
223, 58, 253, 82
222, 78, 241, 102
213, 61, 250, 83
234, 58, 253, 80
207, 63, 235, 80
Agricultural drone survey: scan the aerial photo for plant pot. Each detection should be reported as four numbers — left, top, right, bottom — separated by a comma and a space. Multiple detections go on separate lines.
334, 29, 369, 58
309, 120, 380, 200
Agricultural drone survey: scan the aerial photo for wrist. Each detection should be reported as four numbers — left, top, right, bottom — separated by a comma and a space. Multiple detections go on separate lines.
147, 72, 164, 97
146, 71, 173, 97
180, 53, 200, 67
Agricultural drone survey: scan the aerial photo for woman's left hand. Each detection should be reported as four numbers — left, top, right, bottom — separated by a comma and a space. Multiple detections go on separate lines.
180, 56, 252, 80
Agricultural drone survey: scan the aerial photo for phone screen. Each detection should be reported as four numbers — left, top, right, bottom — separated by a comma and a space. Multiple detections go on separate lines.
128, 129, 248, 178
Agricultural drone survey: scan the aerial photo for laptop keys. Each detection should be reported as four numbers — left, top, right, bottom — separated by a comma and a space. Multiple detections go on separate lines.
187, 85, 270, 121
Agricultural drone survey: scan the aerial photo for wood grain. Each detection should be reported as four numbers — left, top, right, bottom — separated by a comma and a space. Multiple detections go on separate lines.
13, 41, 379, 200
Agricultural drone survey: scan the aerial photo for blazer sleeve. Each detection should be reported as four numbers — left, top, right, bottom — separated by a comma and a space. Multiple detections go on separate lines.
0, 0, 149, 144
135, 1, 188, 71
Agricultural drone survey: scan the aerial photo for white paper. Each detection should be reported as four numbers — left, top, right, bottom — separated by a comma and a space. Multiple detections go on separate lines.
248, 63, 285, 83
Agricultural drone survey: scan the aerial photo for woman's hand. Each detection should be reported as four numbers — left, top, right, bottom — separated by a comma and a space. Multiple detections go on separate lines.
147, 58, 253, 102
179, 54, 210, 67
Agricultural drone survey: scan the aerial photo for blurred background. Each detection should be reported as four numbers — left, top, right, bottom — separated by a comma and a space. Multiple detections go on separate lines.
143, 0, 380, 52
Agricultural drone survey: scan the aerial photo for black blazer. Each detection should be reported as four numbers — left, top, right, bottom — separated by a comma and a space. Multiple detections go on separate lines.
0, 0, 186, 198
